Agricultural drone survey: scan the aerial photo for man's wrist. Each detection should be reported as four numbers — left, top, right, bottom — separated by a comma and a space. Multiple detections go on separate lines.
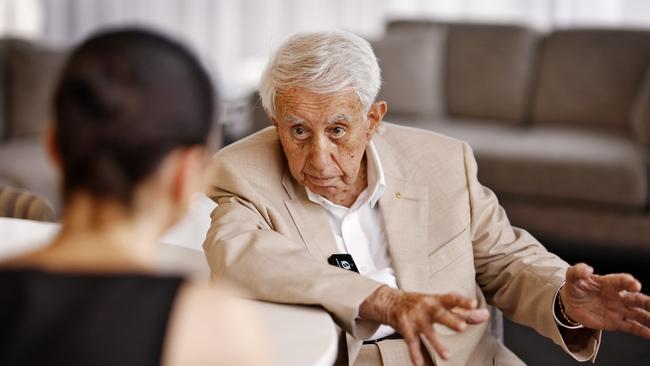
553, 282, 585, 330
359, 285, 398, 324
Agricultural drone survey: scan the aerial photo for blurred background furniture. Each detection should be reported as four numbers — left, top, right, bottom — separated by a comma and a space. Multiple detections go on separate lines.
0, 185, 55, 221
374, 20, 650, 254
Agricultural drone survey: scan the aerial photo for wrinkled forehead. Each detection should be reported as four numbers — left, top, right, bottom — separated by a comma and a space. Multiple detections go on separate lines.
285, 113, 352, 125
275, 88, 363, 123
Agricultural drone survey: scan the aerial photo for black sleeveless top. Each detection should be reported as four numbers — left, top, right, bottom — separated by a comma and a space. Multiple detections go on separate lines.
0, 269, 184, 366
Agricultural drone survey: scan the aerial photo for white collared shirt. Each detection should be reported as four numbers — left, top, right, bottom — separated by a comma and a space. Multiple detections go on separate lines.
306, 141, 397, 340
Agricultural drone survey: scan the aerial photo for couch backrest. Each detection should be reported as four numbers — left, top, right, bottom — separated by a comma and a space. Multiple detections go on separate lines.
532, 29, 650, 132
373, 21, 448, 120
445, 23, 540, 125
1, 39, 65, 140
381, 21, 540, 125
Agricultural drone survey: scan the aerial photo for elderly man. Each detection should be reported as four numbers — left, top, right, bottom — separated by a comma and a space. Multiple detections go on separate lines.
204, 31, 650, 365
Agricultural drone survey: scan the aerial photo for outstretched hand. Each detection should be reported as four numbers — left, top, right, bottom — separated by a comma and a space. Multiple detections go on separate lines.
561, 263, 650, 339
360, 286, 489, 366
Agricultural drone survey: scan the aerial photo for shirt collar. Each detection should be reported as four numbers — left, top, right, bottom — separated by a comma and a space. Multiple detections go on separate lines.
366, 140, 387, 208
305, 141, 386, 209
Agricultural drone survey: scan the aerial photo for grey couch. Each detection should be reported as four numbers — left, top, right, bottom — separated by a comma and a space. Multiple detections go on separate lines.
0, 39, 64, 212
370, 20, 650, 252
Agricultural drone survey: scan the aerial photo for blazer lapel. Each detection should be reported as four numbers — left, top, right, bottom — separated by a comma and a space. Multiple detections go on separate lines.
374, 134, 430, 293
282, 169, 338, 262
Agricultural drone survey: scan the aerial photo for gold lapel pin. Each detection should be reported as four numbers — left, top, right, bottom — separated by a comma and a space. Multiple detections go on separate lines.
395, 192, 402, 199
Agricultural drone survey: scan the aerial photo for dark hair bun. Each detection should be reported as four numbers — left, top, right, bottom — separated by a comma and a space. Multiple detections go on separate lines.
54, 28, 216, 203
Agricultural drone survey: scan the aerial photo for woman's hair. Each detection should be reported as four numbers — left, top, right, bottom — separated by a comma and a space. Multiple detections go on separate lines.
259, 31, 381, 119
54, 28, 215, 204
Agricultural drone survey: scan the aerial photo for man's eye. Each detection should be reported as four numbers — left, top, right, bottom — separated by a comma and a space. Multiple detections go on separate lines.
291, 126, 309, 139
330, 126, 346, 138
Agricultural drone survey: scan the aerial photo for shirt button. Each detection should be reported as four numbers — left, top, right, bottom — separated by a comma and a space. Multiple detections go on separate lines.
395, 192, 402, 199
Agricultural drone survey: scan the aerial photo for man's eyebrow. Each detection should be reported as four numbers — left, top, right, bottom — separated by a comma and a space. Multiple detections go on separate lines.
328, 114, 351, 123
285, 114, 305, 124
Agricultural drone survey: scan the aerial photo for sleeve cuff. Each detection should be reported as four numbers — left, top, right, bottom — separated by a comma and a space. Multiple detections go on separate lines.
551, 282, 602, 362
552, 282, 585, 330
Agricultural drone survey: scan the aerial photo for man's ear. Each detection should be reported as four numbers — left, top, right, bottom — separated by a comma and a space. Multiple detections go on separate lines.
366, 101, 388, 139
43, 122, 62, 170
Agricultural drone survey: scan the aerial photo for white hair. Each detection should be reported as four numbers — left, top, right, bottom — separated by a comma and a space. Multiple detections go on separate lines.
259, 31, 381, 118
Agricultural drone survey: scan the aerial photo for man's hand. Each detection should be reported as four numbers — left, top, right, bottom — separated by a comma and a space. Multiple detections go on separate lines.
561, 263, 650, 339
359, 285, 489, 366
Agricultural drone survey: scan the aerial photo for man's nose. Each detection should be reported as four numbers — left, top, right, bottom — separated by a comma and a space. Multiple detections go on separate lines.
309, 136, 333, 171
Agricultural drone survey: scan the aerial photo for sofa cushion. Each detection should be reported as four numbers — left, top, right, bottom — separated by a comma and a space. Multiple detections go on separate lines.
372, 25, 447, 119
631, 65, 650, 145
445, 23, 539, 125
4, 39, 65, 138
532, 29, 650, 131
500, 199, 650, 251
390, 118, 647, 208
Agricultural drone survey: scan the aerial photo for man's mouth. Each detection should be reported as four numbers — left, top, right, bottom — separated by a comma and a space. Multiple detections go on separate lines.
306, 174, 338, 187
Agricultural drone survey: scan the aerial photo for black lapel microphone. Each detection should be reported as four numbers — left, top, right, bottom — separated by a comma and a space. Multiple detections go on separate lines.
327, 254, 359, 273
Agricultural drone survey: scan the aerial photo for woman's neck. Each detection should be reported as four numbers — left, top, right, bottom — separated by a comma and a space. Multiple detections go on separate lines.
27, 193, 168, 272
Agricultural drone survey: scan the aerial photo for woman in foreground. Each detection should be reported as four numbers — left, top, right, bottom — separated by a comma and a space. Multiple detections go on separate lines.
0, 29, 268, 366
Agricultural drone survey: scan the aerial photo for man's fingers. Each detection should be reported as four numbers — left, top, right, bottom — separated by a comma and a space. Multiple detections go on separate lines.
438, 293, 477, 310
423, 326, 450, 361
431, 307, 467, 332
626, 307, 650, 327
398, 315, 424, 366
451, 308, 490, 324
606, 273, 641, 292
622, 292, 650, 310
406, 338, 424, 366
621, 319, 650, 340
568, 263, 594, 282
565, 264, 599, 294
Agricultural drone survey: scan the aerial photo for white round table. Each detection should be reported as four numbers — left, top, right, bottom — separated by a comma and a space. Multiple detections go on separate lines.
0, 216, 338, 366
251, 300, 339, 366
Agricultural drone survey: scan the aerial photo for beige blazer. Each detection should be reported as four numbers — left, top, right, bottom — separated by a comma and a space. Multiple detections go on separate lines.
204, 123, 599, 365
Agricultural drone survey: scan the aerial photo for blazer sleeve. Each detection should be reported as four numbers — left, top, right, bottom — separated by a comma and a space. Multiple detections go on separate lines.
462, 142, 601, 362
203, 154, 383, 339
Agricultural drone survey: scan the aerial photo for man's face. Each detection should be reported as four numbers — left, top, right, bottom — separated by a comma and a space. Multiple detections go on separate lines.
273, 88, 384, 202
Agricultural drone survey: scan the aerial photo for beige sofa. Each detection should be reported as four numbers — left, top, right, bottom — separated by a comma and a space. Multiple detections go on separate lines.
370, 20, 650, 252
